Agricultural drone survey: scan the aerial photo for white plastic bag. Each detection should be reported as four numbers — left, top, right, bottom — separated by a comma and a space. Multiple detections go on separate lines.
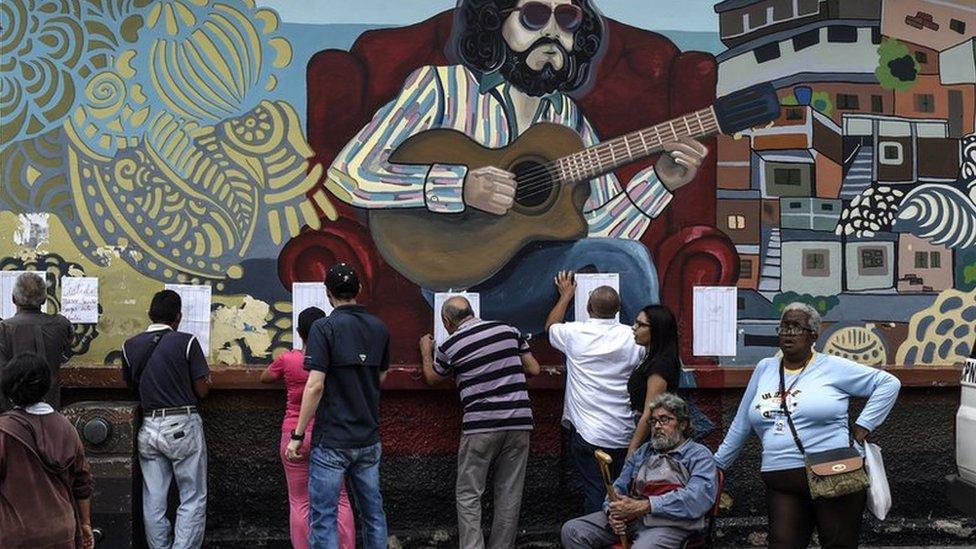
864, 442, 892, 520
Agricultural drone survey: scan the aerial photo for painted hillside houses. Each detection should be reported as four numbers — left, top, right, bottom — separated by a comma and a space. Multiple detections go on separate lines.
714, 0, 976, 366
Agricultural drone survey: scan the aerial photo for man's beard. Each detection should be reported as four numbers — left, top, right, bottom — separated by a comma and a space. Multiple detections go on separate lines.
651, 431, 684, 452
499, 38, 572, 97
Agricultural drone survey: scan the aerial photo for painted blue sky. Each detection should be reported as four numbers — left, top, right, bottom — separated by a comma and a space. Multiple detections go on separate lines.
256, 0, 721, 32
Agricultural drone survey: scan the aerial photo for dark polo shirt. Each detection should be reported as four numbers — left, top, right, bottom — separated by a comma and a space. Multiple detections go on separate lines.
121, 325, 209, 411
304, 304, 390, 448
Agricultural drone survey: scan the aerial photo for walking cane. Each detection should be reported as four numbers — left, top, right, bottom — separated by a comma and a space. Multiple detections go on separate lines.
594, 450, 630, 549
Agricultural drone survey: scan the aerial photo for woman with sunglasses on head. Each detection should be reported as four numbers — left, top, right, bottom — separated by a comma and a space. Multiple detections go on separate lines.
626, 305, 682, 457
714, 302, 901, 548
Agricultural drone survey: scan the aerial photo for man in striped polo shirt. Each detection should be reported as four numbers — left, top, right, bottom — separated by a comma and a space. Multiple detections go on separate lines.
419, 296, 540, 549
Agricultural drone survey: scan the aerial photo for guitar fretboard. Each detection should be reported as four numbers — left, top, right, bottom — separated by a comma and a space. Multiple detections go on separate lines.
554, 106, 720, 183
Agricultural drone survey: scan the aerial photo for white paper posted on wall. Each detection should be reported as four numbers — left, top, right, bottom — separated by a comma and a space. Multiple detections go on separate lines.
692, 286, 737, 357
1, 271, 48, 319
574, 273, 619, 322
433, 292, 481, 345
292, 282, 333, 350
60, 277, 99, 324
164, 284, 213, 356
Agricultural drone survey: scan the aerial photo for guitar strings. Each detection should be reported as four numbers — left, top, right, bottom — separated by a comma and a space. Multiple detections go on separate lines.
509, 115, 719, 203
510, 114, 718, 200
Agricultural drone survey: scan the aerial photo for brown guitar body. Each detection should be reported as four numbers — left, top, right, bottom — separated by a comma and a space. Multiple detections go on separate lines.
369, 123, 591, 290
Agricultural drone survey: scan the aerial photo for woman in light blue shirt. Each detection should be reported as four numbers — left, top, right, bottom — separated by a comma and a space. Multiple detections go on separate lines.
714, 302, 901, 549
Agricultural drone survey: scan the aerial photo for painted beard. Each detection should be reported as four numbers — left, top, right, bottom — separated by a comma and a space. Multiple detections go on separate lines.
651, 430, 683, 452
500, 38, 572, 97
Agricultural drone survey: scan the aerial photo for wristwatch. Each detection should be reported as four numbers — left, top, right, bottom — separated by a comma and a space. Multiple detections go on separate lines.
290, 429, 305, 441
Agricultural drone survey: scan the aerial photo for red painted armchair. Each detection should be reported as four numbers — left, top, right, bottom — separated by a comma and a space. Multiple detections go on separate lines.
280, 10, 737, 365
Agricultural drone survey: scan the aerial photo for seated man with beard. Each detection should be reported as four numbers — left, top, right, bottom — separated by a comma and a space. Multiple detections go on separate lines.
325, 0, 708, 335
561, 393, 717, 549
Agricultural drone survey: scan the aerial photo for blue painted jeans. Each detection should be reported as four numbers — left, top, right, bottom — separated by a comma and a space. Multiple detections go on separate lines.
425, 238, 660, 335
309, 442, 387, 549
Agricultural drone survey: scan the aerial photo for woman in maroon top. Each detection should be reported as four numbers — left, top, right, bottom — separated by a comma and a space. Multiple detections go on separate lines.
261, 308, 354, 549
0, 352, 95, 549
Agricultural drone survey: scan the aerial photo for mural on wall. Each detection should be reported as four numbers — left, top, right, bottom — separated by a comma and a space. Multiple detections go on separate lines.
1, 0, 974, 367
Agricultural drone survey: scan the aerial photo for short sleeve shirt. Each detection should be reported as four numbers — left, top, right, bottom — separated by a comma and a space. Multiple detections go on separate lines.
303, 305, 389, 448
122, 327, 209, 411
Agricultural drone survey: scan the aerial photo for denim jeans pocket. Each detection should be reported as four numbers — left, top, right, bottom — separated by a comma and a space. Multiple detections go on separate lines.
161, 417, 199, 460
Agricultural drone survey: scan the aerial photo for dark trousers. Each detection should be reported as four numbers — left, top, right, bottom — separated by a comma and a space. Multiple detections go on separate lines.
762, 467, 867, 549
568, 426, 628, 514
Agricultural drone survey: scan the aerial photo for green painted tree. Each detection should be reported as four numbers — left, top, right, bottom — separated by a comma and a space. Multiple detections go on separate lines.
876, 38, 919, 91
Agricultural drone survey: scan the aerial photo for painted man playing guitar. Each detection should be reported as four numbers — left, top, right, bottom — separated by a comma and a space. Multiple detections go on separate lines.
326, 0, 736, 334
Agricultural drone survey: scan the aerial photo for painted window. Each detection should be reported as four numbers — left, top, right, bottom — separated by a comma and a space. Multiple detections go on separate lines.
820, 203, 834, 211
727, 214, 747, 230
871, 95, 884, 113
930, 251, 941, 268
792, 29, 820, 51
915, 94, 935, 113
879, 142, 903, 165
786, 107, 804, 120
915, 251, 928, 269
871, 27, 881, 44
739, 259, 753, 279
754, 42, 781, 63
803, 249, 830, 277
950, 19, 966, 34
858, 247, 887, 276
775, 168, 803, 186
914, 51, 928, 64
836, 94, 859, 110
827, 26, 858, 43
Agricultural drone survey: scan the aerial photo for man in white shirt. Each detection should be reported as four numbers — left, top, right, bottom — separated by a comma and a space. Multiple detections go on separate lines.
546, 271, 644, 513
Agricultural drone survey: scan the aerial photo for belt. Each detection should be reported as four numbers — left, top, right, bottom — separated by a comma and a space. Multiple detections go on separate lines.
147, 405, 197, 418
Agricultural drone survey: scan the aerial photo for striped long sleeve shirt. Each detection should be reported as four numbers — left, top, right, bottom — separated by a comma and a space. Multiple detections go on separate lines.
326, 64, 673, 240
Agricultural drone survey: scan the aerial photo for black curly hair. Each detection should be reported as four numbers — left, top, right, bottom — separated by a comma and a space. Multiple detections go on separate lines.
449, 0, 606, 96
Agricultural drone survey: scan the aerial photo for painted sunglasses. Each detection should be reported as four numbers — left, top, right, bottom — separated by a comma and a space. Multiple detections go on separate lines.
503, 2, 584, 32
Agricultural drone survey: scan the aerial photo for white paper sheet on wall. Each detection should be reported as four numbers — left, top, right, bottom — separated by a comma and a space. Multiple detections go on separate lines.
574, 273, 620, 322
164, 284, 212, 356
693, 286, 738, 357
292, 282, 333, 350
433, 292, 481, 345
60, 277, 99, 324
1, 271, 48, 319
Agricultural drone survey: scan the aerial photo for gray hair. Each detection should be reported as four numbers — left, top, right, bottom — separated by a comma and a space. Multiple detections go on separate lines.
441, 296, 474, 326
12, 273, 47, 309
781, 302, 822, 334
647, 393, 693, 438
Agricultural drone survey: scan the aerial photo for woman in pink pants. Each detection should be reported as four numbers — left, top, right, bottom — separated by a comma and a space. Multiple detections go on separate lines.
262, 307, 355, 548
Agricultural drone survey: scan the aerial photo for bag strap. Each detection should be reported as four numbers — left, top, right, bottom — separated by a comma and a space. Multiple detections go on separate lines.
129, 330, 169, 389
779, 360, 806, 455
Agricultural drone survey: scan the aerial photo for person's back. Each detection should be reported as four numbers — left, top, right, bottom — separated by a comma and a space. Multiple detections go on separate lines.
0, 353, 94, 549
420, 295, 541, 549
288, 263, 389, 549
0, 273, 73, 409
436, 318, 534, 433
306, 304, 389, 448
121, 289, 210, 549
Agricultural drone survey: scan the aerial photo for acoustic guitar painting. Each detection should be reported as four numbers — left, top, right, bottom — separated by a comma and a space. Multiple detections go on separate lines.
368, 82, 781, 290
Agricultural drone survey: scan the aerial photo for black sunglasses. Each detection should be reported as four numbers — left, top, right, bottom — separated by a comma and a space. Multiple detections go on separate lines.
504, 2, 584, 32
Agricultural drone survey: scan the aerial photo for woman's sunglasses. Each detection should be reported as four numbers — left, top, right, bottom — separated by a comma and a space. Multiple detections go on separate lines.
504, 2, 584, 33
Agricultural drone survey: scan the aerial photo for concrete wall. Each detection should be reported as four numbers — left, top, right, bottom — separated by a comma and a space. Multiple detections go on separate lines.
63, 382, 974, 547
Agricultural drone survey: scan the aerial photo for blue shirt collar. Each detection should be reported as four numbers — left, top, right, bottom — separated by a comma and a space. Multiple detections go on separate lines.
477, 71, 565, 115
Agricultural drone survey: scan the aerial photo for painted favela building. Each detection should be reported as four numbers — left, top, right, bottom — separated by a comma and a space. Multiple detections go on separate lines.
714, 0, 976, 367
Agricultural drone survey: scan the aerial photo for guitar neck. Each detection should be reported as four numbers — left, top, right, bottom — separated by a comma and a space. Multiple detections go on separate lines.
557, 106, 720, 183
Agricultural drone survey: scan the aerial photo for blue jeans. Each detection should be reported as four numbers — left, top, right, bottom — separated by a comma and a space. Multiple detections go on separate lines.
425, 238, 660, 335
309, 443, 387, 549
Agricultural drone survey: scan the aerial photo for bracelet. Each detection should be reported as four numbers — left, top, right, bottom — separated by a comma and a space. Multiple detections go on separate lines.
290, 429, 305, 441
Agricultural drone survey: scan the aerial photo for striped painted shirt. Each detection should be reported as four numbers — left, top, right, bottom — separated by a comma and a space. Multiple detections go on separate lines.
434, 318, 534, 434
326, 64, 673, 239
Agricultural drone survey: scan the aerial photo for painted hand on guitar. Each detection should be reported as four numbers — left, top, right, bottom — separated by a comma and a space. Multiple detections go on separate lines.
655, 137, 709, 192
462, 166, 517, 215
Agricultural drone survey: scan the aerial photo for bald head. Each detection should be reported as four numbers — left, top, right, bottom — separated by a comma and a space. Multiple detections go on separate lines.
587, 286, 620, 319
442, 296, 475, 333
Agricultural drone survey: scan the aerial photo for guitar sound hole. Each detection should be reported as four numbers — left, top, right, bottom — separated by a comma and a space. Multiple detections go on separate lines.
511, 160, 552, 208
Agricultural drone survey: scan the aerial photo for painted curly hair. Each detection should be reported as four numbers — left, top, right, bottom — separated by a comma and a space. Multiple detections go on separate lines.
449, 0, 606, 95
